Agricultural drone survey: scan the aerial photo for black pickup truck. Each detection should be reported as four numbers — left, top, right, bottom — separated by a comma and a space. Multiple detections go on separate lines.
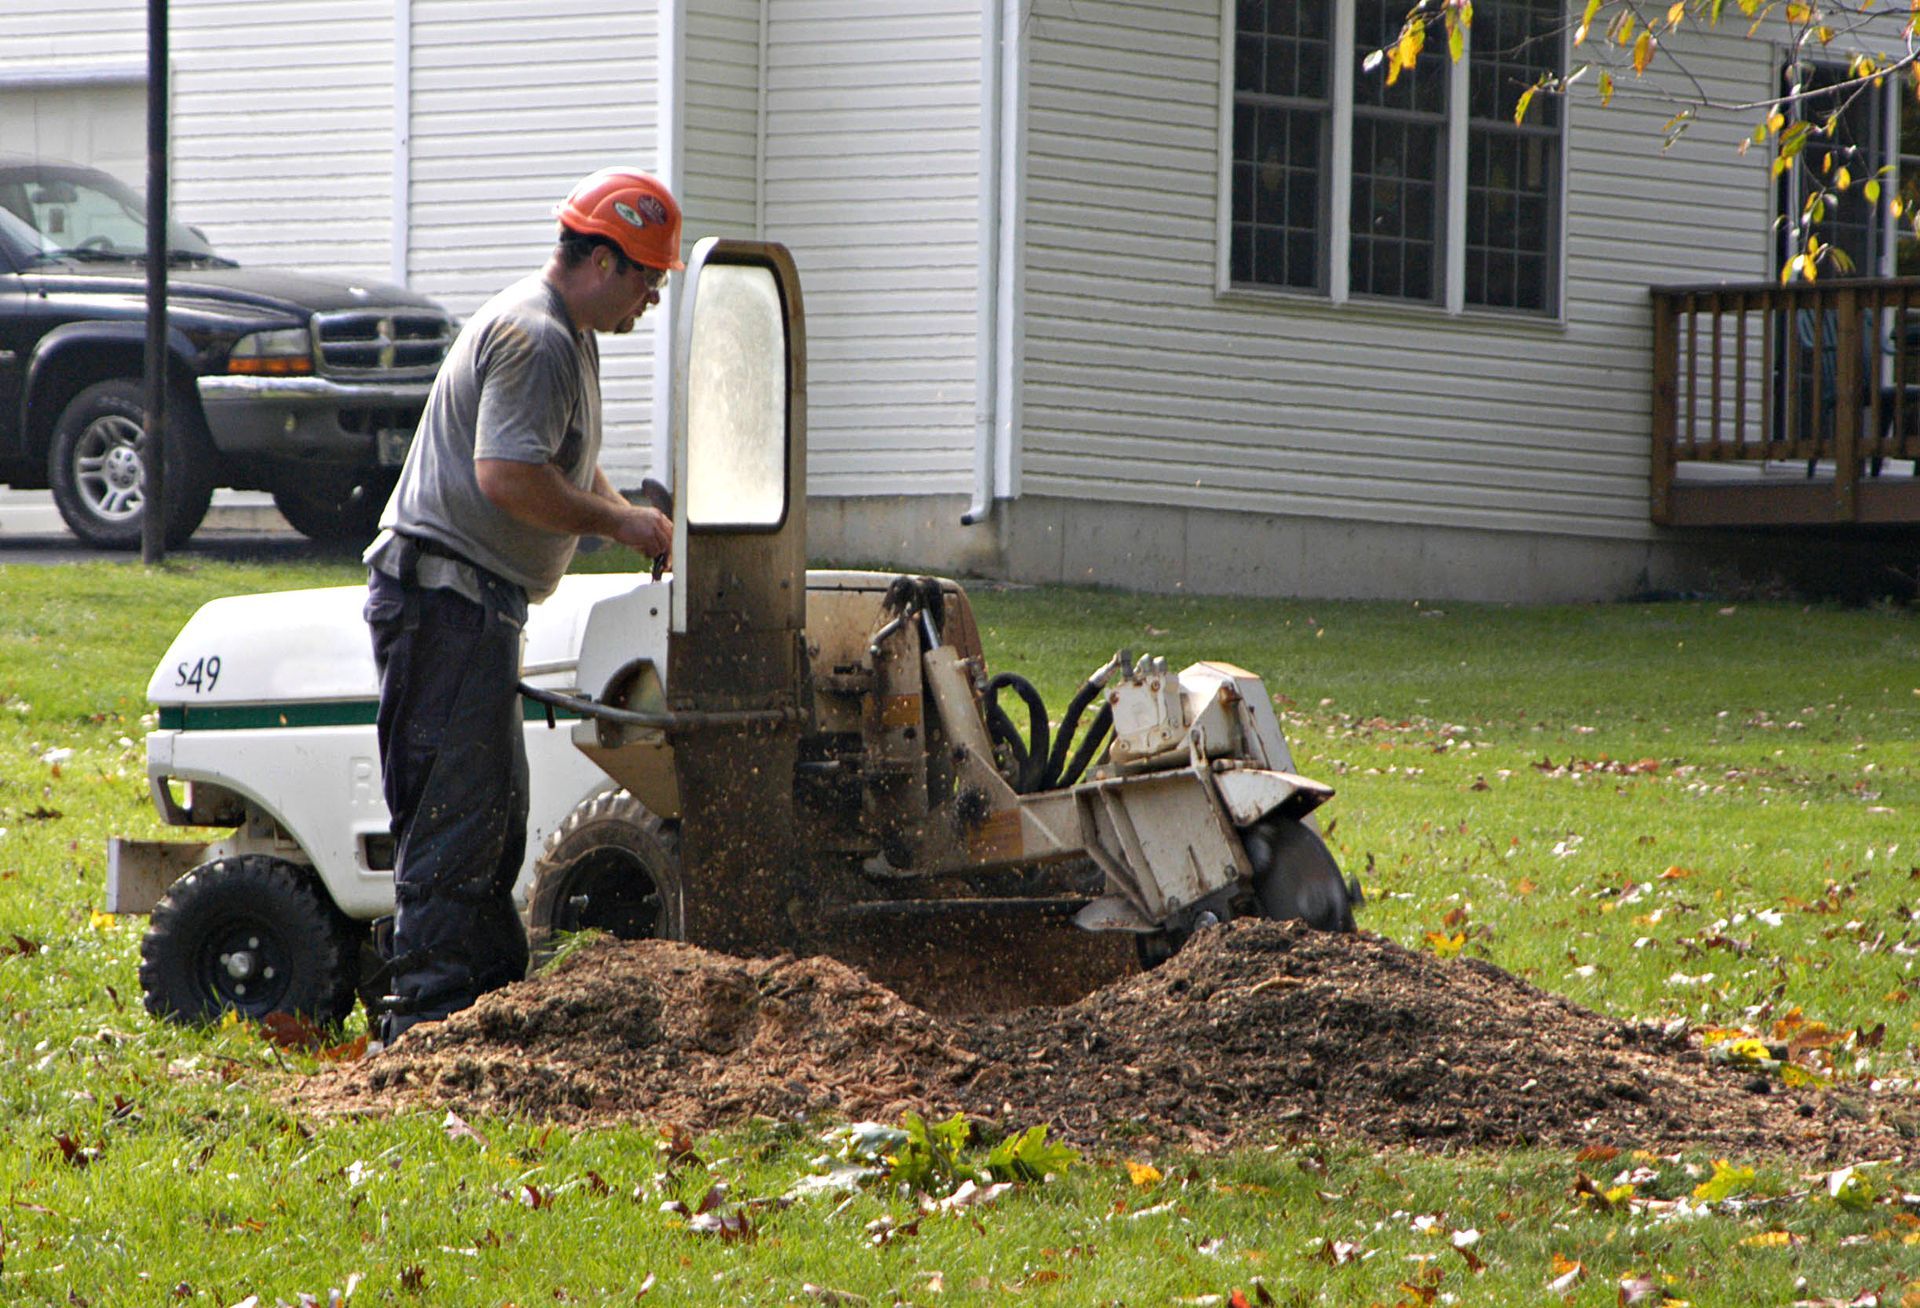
0, 157, 454, 547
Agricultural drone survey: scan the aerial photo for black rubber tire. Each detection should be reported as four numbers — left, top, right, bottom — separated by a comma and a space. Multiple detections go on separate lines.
526, 790, 684, 949
272, 473, 394, 546
1247, 818, 1358, 933
48, 378, 215, 550
139, 854, 357, 1025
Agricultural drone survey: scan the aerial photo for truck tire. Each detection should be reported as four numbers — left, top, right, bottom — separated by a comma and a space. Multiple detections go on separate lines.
49, 379, 215, 550
272, 473, 394, 546
1246, 817, 1359, 934
139, 854, 357, 1025
526, 789, 684, 950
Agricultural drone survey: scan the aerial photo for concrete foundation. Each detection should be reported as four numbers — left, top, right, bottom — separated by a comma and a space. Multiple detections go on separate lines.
805, 494, 1920, 604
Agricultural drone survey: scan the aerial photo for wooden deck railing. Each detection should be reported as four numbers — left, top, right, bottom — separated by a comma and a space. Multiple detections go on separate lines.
1651, 278, 1920, 526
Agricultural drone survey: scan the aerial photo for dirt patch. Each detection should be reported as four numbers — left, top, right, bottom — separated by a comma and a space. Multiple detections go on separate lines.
288, 922, 1907, 1161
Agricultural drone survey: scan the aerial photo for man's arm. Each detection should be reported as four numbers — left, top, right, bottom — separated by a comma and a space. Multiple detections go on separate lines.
475, 458, 672, 556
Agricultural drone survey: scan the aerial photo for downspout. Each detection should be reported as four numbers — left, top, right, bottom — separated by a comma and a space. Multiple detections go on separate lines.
962, 0, 1004, 525
390, 0, 410, 287
993, 0, 1021, 508
652, 0, 687, 483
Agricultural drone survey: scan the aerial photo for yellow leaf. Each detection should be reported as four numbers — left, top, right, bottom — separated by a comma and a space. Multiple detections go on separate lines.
1424, 930, 1466, 958
1599, 69, 1615, 106
1767, 111, 1786, 134
1836, 166, 1852, 190
1667, 0, 1686, 24
1634, 31, 1656, 75
1575, 0, 1601, 43
1604, 1183, 1637, 1206
1741, 1231, 1795, 1248
1692, 1160, 1756, 1202
1722, 1037, 1775, 1065
1867, 179, 1882, 203
1126, 1161, 1162, 1189
88, 909, 116, 931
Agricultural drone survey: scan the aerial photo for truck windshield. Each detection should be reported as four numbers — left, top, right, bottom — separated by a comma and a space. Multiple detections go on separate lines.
0, 166, 227, 264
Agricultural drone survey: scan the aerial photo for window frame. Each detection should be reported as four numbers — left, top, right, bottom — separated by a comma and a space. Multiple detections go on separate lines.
1215, 0, 1570, 322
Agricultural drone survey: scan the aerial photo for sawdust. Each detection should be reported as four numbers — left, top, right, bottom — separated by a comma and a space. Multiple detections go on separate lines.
287, 922, 1908, 1161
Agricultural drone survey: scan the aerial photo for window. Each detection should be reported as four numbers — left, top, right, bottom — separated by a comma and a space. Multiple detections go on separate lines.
1780, 61, 1893, 279
1226, 0, 1566, 315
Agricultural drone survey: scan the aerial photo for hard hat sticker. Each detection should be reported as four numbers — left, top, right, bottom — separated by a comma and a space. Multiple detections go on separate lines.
615, 197, 669, 229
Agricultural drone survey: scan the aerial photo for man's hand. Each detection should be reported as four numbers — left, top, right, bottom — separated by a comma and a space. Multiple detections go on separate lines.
477, 458, 672, 557
611, 505, 672, 557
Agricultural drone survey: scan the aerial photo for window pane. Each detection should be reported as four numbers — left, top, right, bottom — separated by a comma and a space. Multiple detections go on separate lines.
1350, 115, 1444, 302
1354, 0, 1447, 115
1465, 129, 1556, 312
1787, 62, 1882, 276
1468, 0, 1561, 128
1465, 0, 1563, 314
1231, 0, 1332, 291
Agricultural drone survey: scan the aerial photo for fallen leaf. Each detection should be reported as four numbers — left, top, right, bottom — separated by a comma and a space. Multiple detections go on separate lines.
1548, 1259, 1584, 1293
1126, 1160, 1163, 1189
442, 1110, 486, 1146
933, 1180, 1011, 1213
801, 1284, 867, 1305
1620, 1272, 1661, 1304
1313, 1238, 1363, 1266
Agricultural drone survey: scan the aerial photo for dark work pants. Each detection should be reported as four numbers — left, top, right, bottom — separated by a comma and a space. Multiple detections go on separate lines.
365, 563, 530, 1039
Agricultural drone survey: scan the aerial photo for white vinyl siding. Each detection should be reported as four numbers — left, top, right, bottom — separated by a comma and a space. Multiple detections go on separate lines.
684, 0, 762, 240
761, 0, 982, 495
0, 5, 146, 77
169, 3, 393, 281
1021, 0, 1771, 541
409, 1, 663, 482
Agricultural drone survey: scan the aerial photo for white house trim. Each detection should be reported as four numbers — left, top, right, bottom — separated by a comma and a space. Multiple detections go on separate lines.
0, 61, 146, 89
653, 0, 686, 485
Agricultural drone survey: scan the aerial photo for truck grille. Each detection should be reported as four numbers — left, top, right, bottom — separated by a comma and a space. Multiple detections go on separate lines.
311, 310, 454, 378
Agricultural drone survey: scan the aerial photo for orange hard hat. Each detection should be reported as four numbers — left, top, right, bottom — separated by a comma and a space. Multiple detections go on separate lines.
553, 168, 685, 271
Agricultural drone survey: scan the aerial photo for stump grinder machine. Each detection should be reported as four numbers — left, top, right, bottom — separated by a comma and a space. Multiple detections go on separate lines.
107, 240, 1360, 1025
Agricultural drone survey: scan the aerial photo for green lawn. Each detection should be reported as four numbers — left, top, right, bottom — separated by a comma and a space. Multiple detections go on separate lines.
1, 553, 1916, 1306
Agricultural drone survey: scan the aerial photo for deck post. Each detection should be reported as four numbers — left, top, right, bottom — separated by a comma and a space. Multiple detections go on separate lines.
1834, 284, 1862, 522
1650, 290, 1679, 526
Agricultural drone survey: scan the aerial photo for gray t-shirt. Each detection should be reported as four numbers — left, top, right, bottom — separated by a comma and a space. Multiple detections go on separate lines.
365, 273, 601, 603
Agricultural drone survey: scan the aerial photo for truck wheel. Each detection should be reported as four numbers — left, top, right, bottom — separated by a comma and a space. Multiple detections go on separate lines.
526, 790, 684, 949
139, 854, 357, 1025
49, 379, 214, 550
272, 474, 394, 546
1246, 818, 1359, 934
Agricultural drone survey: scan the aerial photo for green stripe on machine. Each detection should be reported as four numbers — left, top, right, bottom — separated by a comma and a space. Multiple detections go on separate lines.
158, 697, 582, 731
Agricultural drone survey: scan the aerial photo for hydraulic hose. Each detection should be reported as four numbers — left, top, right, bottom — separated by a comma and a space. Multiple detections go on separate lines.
984, 697, 1031, 784
1056, 703, 1113, 788
1038, 676, 1104, 791
1038, 651, 1128, 790
986, 672, 1049, 793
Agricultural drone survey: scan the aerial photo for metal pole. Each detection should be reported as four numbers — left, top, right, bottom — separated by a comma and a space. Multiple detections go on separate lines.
141, 0, 169, 564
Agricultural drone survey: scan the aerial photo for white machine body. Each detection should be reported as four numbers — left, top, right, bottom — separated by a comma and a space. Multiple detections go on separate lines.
110, 572, 667, 920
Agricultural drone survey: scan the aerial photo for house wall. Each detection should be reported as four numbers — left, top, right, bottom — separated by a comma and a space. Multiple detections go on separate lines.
683, 0, 762, 240
0, 0, 670, 483
408, 0, 663, 483
759, 0, 984, 496
1000, 0, 1779, 600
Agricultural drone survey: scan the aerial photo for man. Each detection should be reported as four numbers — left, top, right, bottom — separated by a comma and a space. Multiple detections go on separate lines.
361, 168, 680, 1043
